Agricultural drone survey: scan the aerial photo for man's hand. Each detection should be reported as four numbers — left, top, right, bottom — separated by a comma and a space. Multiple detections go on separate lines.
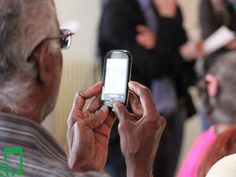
153, 0, 177, 18
67, 82, 116, 172
136, 25, 156, 49
226, 39, 236, 50
180, 41, 204, 61
114, 81, 166, 177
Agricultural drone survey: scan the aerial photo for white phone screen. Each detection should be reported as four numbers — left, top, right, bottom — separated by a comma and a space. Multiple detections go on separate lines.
103, 58, 128, 102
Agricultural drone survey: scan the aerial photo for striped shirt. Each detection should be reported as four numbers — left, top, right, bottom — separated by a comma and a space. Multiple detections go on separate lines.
0, 112, 109, 177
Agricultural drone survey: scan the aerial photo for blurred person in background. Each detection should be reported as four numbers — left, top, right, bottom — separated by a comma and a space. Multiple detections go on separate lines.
198, 128, 236, 177
181, 0, 236, 72
98, 0, 196, 177
199, 0, 236, 71
177, 52, 236, 177
181, 0, 236, 131
0, 0, 166, 177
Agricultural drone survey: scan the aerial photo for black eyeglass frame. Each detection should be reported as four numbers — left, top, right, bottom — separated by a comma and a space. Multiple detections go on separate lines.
26, 28, 74, 61
47, 28, 75, 49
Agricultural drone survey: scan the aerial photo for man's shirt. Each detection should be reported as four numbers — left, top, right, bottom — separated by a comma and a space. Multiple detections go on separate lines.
0, 112, 109, 177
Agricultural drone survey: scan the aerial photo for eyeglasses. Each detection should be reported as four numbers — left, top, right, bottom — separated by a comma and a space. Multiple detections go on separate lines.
47, 29, 75, 49
26, 28, 74, 61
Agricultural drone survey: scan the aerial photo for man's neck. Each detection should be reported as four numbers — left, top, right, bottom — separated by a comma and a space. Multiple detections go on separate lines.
0, 107, 42, 124
211, 108, 235, 133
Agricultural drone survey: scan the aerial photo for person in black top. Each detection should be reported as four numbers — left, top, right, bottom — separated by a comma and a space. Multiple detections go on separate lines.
98, 0, 196, 177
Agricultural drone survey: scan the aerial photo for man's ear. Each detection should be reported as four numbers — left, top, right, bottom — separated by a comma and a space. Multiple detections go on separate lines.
33, 41, 54, 85
205, 74, 218, 97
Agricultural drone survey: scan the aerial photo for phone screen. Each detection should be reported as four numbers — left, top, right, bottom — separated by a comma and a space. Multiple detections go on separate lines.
101, 50, 132, 107
103, 58, 128, 102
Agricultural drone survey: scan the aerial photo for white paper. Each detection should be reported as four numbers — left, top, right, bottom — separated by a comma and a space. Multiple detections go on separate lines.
203, 26, 235, 55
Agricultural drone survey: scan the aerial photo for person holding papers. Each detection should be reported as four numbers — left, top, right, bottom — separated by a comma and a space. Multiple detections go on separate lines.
199, 0, 236, 71
181, 0, 236, 73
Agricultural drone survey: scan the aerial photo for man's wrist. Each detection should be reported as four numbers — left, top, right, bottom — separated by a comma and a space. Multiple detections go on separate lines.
126, 160, 153, 177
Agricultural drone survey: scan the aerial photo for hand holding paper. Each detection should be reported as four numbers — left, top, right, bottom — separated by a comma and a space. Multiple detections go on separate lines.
203, 26, 235, 55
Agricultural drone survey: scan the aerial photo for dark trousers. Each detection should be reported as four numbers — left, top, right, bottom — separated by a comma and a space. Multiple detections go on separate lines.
153, 109, 185, 177
105, 120, 126, 177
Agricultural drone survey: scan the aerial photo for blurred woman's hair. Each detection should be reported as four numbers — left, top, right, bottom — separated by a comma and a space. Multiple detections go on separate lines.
198, 127, 236, 177
198, 51, 236, 124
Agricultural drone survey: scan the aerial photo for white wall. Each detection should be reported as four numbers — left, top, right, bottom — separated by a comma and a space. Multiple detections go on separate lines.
55, 0, 101, 61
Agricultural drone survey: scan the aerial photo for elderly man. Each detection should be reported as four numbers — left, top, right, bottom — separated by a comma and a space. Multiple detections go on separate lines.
0, 0, 165, 177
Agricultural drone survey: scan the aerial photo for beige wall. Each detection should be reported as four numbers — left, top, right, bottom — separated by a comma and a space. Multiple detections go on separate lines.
43, 0, 103, 150
179, 0, 201, 40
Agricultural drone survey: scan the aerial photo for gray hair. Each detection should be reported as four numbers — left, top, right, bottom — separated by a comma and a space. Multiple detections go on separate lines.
199, 51, 236, 124
0, 0, 60, 112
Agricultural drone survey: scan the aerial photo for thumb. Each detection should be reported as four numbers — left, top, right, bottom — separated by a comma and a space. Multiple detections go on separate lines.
136, 25, 147, 33
114, 102, 129, 122
85, 106, 109, 129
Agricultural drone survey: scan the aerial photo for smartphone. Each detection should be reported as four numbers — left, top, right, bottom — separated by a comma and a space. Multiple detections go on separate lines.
101, 50, 132, 108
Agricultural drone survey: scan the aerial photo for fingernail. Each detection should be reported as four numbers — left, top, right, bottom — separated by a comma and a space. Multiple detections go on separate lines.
114, 102, 119, 108
78, 90, 86, 98
113, 102, 118, 111
114, 102, 122, 110
101, 106, 108, 111
128, 81, 133, 87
